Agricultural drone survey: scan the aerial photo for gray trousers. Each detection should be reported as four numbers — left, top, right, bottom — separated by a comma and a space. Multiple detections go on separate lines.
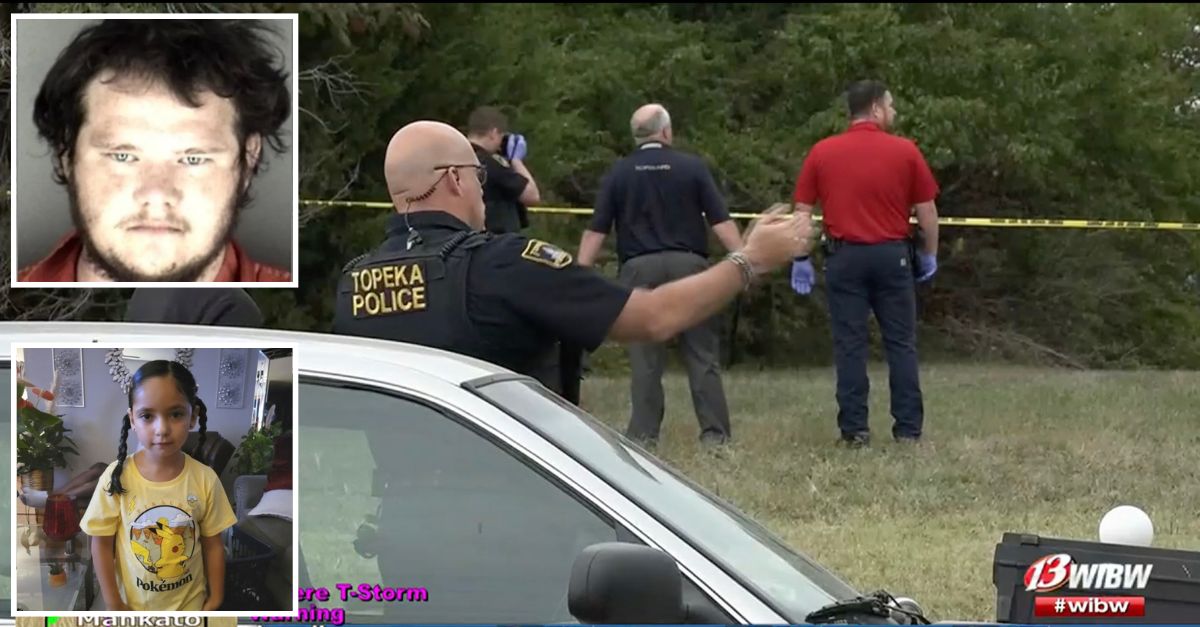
618, 251, 732, 442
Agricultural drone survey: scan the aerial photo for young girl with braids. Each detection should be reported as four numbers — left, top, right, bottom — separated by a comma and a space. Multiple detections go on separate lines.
80, 360, 237, 611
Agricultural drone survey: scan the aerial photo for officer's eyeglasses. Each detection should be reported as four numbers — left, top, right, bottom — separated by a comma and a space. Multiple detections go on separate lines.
434, 164, 487, 186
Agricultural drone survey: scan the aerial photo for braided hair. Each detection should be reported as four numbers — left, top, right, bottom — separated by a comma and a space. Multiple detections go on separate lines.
106, 360, 208, 496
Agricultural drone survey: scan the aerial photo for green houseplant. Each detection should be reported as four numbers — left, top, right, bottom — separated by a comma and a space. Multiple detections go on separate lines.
232, 420, 285, 476
16, 379, 80, 493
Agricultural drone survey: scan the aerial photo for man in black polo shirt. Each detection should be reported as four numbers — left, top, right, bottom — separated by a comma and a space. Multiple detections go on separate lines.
465, 106, 542, 234
578, 103, 745, 446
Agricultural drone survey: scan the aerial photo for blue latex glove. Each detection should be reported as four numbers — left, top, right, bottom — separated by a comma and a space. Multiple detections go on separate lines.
916, 252, 937, 282
503, 133, 528, 161
791, 258, 815, 295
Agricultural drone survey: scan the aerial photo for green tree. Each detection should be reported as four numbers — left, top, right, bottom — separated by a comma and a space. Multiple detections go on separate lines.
5, 3, 1199, 370
351, 3, 1200, 369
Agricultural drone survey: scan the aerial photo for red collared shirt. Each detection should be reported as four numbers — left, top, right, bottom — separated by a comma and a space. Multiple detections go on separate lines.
793, 121, 939, 243
17, 231, 291, 283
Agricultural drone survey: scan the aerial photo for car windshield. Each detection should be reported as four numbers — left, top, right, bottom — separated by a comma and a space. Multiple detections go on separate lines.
470, 377, 860, 622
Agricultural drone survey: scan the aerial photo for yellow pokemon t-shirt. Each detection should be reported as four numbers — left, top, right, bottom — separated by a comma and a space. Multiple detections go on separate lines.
80, 454, 238, 611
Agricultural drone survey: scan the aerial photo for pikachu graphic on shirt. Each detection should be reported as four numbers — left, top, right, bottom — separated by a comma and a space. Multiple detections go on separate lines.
130, 508, 195, 580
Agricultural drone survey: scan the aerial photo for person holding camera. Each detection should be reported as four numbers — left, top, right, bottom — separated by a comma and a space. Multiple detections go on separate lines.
465, 106, 542, 234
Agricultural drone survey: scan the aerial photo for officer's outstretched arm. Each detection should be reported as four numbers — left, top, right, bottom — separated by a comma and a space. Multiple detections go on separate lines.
608, 208, 813, 343
608, 263, 748, 343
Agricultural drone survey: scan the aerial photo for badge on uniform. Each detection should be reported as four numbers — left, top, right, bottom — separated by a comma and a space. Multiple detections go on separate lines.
521, 239, 573, 269
491, 153, 511, 168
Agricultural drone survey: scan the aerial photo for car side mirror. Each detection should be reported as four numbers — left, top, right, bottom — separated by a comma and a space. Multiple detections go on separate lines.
568, 542, 684, 624
892, 596, 925, 623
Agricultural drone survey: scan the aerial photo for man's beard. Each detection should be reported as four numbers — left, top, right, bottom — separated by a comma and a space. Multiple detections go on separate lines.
67, 174, 250, 282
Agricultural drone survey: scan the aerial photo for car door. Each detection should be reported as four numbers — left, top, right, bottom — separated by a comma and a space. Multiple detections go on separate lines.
296, 374, 633, 624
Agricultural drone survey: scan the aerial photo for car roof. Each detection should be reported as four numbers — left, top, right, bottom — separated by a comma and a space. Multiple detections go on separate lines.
0, 321, 511, 386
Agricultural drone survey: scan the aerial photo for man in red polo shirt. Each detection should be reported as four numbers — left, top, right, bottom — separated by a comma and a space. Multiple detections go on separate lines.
791, 80, 940, 447
16, 19, 292, 284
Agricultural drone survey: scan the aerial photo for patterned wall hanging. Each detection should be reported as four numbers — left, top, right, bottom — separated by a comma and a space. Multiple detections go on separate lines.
105, 348, 196, 395
217, 348, 248, 408
51, 348, 85, 407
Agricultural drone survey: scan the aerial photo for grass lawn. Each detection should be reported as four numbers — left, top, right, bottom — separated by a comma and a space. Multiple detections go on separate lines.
578, 363, 1200, 622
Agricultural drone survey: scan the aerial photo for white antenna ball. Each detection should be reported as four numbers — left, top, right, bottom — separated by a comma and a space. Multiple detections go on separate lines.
1099, 505, 1154, 547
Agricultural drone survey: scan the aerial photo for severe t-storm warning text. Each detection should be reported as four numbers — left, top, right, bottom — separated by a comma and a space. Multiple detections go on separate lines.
249, 583, 429, 626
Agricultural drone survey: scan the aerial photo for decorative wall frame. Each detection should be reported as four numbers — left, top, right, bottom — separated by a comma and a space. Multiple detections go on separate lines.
51, 348, 85, 407
251, 351, 271, 430
105, 348, 195, 394
217, 348, 248, 409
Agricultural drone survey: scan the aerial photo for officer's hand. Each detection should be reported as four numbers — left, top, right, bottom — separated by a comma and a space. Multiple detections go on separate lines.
504, 133, 528, 161
791, 258, 815, 295
742, 203, 791, 238
742, 207, 813, 275
916, 252, 938, 282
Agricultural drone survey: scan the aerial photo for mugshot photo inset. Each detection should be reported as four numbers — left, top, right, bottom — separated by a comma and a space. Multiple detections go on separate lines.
11, 14, 298, 287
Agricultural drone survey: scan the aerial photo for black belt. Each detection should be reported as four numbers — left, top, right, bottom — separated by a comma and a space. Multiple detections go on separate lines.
822, 237, 909, 255
822, 236, 922, 279
623, 248, 705, 262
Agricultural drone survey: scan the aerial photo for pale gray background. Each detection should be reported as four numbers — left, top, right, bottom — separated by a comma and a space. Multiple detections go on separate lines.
13, 17, 296, 274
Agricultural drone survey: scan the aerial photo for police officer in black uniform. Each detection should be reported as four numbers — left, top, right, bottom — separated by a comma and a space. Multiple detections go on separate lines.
333, 120, 816, 403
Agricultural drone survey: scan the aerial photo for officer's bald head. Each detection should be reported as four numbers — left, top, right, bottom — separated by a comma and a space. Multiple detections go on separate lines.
631, 104, 672, 145
383, 120, 486, 228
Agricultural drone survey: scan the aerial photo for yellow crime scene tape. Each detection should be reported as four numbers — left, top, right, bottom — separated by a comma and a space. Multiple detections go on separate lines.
3, 190, 1191, 230
300, 199, 1200, 231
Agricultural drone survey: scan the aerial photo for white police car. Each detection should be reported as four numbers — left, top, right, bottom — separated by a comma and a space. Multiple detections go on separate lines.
0, 322, 933, 625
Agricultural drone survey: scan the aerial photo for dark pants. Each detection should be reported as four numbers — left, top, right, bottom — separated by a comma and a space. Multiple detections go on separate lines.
559, 343, 584, 405
825, 240, 924, 439
619, 251, 732, 443
526, 344, 582, 405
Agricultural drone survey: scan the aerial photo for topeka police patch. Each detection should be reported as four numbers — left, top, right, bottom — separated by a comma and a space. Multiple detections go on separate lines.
349, 261, 428, 318
521, 240, 573, 269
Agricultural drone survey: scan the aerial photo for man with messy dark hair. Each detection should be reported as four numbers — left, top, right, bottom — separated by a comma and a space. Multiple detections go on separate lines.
19, 18, 293, 283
